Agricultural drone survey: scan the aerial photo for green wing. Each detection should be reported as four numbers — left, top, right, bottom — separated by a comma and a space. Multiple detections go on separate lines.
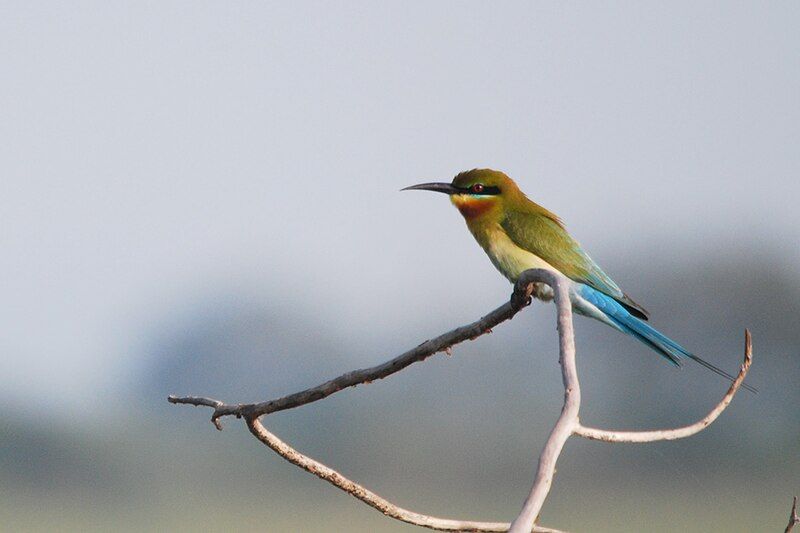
501, 207, 649, 320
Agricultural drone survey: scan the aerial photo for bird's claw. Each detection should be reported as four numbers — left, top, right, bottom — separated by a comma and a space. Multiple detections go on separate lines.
511, 281, 535, 309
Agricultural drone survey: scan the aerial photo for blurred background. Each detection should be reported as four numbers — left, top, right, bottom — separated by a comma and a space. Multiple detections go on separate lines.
1, 2, 798, 531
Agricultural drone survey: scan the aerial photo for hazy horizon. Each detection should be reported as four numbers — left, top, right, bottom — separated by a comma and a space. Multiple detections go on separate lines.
1, 2, 798, 531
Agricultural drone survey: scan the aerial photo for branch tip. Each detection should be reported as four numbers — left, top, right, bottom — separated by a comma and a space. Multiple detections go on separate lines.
744, 328, 752, 362
787, 496, 799, 533
574, 329, 754, 443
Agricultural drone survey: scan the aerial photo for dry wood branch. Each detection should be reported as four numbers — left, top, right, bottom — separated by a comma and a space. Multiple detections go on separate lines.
787, 496, 799, 533
169, 269, 566, 532
573, 330, 753, 443
507, 271, 576, 533
169, 280, 535, 429
170, 267, 754, 532
244, 416, 564, 533
506, 274, 753, 532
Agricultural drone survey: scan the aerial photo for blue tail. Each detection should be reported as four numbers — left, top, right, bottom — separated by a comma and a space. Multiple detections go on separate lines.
577, 284, 756, 393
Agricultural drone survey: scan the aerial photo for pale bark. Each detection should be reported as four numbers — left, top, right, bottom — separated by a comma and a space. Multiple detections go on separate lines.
170, 268, 754, 532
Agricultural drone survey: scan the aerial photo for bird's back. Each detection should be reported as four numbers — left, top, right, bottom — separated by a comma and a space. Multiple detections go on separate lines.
499, 198, 649, 319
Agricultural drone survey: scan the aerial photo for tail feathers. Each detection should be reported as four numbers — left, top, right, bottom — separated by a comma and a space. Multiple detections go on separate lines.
578, 285, 756, 393
609, 312, 685, 367
685, 353, 756, 393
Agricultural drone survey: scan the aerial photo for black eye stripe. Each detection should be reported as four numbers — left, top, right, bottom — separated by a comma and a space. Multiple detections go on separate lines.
459, 184, 501, 195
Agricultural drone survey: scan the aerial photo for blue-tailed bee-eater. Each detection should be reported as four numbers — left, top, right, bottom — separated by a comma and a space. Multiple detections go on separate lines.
404, 168, 754, 392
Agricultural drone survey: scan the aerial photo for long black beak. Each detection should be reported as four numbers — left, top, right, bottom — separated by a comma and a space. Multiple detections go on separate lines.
401, 182, 461, 194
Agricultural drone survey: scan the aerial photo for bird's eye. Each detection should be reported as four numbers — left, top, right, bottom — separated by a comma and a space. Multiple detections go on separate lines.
471, 183, 485, 194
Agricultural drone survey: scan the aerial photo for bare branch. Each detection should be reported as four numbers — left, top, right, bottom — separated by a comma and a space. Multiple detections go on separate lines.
244, 416, 565, 533
169, 268, 755, 532
167, 396, 227, 430
508, 271, 577, 533
787, 496, 799, 533
573, 330, 753, 443
169, 281, 534, 429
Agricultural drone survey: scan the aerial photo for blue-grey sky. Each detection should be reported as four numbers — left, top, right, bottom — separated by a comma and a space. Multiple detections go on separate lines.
1, 1, 798, 414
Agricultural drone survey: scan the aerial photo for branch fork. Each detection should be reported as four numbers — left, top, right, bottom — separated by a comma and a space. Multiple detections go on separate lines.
170, 269, 754, 532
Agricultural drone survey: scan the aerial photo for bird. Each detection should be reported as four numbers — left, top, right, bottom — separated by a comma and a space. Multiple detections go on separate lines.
403, 168, 755, 392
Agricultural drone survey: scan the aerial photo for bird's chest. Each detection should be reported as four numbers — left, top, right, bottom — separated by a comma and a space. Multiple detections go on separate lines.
470, 223, 557, 301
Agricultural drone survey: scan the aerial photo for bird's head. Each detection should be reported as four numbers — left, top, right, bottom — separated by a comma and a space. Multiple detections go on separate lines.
402, 169, 520, 220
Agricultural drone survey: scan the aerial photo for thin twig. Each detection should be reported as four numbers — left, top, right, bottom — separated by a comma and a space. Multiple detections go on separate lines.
786, 496, 799, 533
573, 330, 753, 443
245, 416, 565, 533
508, 271, 577, 533
169, 282, 534, 429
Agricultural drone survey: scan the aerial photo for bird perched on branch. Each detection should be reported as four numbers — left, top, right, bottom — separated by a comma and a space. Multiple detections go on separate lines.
404, 168, 755, 392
